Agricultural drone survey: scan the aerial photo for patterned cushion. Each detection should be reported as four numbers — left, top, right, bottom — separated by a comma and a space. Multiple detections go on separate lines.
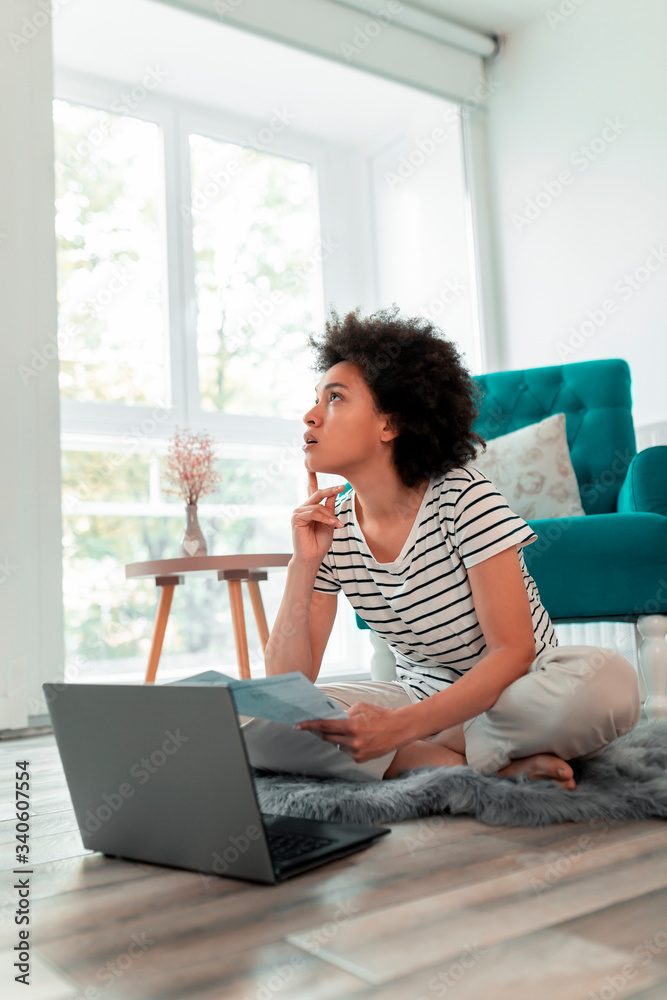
470, 412, 586, 520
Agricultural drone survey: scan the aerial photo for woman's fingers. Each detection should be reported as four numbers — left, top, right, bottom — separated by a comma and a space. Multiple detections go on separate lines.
305, 468, 346, 503
296, 485, 346, 526
293, 504, 342, 527
305, 484, 346, 504
293, 507, 343, 528
295, 472, 345, 546
295, 717, 366, 756
296, 717, 353, 735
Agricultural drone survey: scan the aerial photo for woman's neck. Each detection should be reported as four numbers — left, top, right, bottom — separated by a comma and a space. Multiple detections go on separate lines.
354, 475, 430, 528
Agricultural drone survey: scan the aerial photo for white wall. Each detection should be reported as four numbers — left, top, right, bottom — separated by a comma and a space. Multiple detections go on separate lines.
0, 3, 64, 728
484, 0, 667, 427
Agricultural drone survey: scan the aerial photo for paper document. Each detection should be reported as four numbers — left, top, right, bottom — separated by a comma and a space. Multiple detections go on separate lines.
167, 669, 348, 724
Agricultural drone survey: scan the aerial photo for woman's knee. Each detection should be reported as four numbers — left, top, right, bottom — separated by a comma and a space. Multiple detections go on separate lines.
488, 647, 640, 740
602, 651, 641, 733
466, 648, 641, 766
557, 648, 640, 736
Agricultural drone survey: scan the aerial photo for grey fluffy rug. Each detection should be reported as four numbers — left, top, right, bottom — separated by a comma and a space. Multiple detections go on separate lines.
253, 720, 667, 827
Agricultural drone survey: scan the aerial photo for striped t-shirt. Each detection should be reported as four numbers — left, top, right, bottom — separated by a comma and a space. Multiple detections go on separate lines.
313, 465, 558, 701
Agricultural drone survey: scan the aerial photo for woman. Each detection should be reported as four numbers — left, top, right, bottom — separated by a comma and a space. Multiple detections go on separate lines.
241, 306, 640, 787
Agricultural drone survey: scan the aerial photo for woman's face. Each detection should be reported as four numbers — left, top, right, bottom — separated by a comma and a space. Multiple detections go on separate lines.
302, 360, 396, 479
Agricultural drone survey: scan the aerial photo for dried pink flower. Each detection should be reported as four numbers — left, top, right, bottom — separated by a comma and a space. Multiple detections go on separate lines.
162, 427, 222, 506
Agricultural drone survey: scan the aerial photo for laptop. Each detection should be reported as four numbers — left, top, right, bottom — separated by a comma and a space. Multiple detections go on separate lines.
43, 680, 390, 884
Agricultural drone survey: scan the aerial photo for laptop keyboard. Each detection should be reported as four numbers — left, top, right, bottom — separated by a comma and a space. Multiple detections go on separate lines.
266, 830, 335, 866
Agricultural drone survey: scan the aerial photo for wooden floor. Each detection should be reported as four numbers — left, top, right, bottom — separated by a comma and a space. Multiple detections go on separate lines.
2, 733, 667, 1000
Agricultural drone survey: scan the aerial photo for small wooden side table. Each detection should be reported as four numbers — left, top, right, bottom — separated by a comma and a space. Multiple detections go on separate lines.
125, 554, 292, 683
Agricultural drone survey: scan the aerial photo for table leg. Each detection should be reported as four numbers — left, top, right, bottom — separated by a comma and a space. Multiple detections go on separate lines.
246, 579, 270, 651
145, 584, 177, 684
228, 579, 251, 679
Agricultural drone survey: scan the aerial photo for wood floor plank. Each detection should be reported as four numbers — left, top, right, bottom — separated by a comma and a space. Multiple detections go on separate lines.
553, 887, 667, 971
0, 831, 91, 873
0, 762, 62, 779
0, 784, 75, 805
624, 978, 667, 1000
1, 866, 237, 951
1, 773, 78, 790
1, 947, 84, 1000
285, 841, 667, 982
487, 815, 663, 849
0, 852, 159, 911
0, 792, 83, 825
24, 824, 667, 956
317, 926, 667, 1000
378, 815, 666, 868
0, 949, 131, 1000
0, 768, 66, 786
40, 937, 365, 1000
335, 814, 494, 861
24, 830, 524, 944
0, 809, 80, 846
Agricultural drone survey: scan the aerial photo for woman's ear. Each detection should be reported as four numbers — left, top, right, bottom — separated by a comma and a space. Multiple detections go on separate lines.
380, 416, 400, 442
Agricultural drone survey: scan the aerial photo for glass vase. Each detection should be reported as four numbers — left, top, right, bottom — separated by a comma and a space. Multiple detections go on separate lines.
180, 504, 207, 557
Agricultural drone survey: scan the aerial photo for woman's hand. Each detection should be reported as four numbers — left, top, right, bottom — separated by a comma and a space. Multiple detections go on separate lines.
291, 470, 346, 565
295, 702, 408, 763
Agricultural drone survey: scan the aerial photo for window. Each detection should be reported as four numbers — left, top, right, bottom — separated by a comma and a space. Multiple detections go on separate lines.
59, 439, 320, 682
370, 122, 482, 373
54, 86, 373, 683
54, 100, 169, 406
189, 134, 322, 417
53, 53, 481, 684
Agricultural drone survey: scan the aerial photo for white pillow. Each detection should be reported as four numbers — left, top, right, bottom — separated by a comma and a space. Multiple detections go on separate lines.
471, 412, 586, 520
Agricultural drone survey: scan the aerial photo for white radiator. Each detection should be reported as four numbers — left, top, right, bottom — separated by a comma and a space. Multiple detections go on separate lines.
553, 621, 639, 670
635, 419, 667, 450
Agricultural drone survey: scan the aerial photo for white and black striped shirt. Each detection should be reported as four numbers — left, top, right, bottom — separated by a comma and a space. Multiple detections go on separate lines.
313, 465, 558, 701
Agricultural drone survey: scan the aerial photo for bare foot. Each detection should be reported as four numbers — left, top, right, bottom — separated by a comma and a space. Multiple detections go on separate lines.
498, 753, 576, 790
383, 740, 466, 779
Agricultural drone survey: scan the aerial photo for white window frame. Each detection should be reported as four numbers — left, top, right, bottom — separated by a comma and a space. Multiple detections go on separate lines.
55, 68, 374, 445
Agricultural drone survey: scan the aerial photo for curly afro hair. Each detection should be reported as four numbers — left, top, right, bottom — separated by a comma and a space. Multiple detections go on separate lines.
306, 305, 487, 488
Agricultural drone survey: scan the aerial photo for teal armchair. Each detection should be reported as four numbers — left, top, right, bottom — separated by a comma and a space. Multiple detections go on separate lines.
354, 359, 667, 717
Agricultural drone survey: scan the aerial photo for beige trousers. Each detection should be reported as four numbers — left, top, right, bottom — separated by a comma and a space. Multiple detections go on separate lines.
240, 645, 641, 782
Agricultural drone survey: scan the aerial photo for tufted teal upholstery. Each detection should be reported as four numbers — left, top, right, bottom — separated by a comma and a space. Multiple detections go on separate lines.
472, 359, 636, 516
354, 358, 666, 629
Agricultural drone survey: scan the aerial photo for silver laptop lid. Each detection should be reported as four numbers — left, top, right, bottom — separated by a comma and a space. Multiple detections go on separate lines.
43, 683, 276, 884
